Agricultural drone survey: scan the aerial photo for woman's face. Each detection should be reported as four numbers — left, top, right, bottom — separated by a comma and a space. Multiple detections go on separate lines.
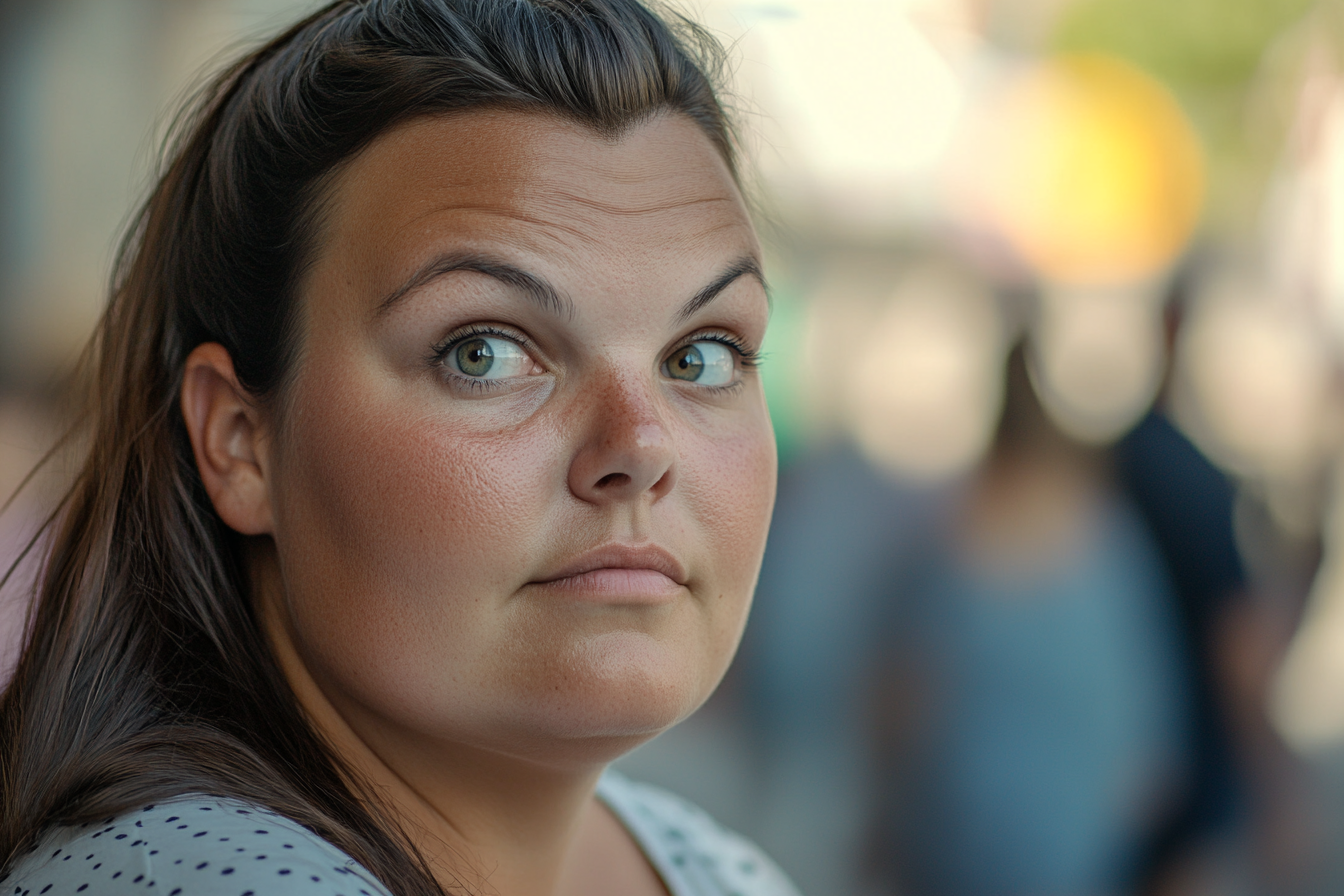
262, 111, 775, 766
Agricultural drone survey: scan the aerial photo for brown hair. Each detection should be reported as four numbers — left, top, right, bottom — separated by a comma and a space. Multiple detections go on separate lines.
0, 2, 737, 892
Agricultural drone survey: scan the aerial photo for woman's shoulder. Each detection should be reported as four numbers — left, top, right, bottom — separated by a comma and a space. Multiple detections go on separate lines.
6, 779, 802, 896
3, 797, 391, 896
597, 770, 803, 896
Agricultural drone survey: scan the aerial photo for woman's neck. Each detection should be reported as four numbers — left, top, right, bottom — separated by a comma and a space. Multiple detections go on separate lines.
268, 621, 603, 895
250, 554, 660, 896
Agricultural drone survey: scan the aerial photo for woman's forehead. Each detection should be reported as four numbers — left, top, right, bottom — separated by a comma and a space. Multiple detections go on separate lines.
331, 112, 747, 247
310, 110, 755, 303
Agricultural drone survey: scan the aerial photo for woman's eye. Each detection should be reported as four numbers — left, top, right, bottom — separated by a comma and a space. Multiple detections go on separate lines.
664, 341, 736, 386
444, 335, 534, 379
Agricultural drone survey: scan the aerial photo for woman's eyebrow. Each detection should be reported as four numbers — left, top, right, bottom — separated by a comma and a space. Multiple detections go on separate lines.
374, 252, 574, 319
675, 256, 767, 322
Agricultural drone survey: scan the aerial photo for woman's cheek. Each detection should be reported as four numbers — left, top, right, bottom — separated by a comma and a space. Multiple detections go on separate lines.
271, 381, 562, 695
675, 403, 776, 668
297, 416, 545, 587
686, 402, 777, 578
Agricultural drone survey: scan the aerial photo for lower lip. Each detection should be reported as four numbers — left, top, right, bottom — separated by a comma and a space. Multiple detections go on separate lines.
530, 568, 684, 603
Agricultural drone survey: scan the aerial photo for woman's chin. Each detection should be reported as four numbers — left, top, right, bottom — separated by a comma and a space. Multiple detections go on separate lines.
490, 630, 722, 764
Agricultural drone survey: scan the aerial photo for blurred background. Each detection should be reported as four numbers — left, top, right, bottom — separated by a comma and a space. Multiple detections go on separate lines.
3, 0, 1344, 893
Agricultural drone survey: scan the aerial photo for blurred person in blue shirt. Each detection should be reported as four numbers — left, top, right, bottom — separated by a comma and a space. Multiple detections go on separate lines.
742, 334, 1295, 896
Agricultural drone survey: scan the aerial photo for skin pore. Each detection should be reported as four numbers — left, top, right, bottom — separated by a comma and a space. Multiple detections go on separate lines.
179, 111, 777, 896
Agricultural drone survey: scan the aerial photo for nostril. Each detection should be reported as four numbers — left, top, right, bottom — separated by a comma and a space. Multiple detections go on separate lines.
595, 472, 630, 489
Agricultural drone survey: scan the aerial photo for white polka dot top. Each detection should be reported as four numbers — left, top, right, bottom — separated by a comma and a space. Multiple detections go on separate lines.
2, 770, 802, 896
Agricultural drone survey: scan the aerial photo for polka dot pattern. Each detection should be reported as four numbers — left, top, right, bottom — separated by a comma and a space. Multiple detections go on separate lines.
596, 771, 803, 896
3, 772, 801, 896
1, 799, 392, 896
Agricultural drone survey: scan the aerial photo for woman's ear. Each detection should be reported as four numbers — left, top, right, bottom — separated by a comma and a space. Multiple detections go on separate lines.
180, 343, 275, 535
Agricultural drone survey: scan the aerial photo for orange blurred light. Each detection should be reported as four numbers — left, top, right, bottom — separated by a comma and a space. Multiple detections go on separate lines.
969, 54, 1205, 285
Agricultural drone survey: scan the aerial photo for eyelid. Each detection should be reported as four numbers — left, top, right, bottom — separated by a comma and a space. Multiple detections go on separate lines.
673, 329, 762, 370
429, 323, 545, 394
660, 330, 763, 397
429, 323, 537, 365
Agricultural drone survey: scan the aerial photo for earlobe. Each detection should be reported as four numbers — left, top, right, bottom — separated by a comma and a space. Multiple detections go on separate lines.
180, 343, 275, 536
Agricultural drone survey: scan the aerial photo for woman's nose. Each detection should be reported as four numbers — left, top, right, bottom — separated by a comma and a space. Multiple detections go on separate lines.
567, 372, 677, 505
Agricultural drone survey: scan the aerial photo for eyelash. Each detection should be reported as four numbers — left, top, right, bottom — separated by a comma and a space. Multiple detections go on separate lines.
428, 323, 535, 393
427, 326, 762, 391
683, 331, 762, 372
673, 331, 761, 394
429, 323, 529, 362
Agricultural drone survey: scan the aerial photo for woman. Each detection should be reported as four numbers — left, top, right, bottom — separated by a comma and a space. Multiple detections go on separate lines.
0, 2, 789, 894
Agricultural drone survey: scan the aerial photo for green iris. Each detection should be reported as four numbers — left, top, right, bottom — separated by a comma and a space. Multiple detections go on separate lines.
666, 344, 705, 381
455, 338, 494, 377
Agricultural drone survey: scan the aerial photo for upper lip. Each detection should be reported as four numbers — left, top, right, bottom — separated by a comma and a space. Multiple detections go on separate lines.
535, 543, 688, 586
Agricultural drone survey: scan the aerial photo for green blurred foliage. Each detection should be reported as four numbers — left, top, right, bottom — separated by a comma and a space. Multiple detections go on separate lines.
758, 278, 809, 469
1053, 0, 1315, 88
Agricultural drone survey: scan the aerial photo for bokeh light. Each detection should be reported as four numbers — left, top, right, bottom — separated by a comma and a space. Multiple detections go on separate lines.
957, 53, 1205, 286
830, 263, 1004, 481
1028, 282, 1166, 443
1172, 285, 1336, 482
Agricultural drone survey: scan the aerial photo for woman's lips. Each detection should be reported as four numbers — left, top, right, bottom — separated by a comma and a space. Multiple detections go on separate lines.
529, 544, 687, 603
531, 567, 683, 602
